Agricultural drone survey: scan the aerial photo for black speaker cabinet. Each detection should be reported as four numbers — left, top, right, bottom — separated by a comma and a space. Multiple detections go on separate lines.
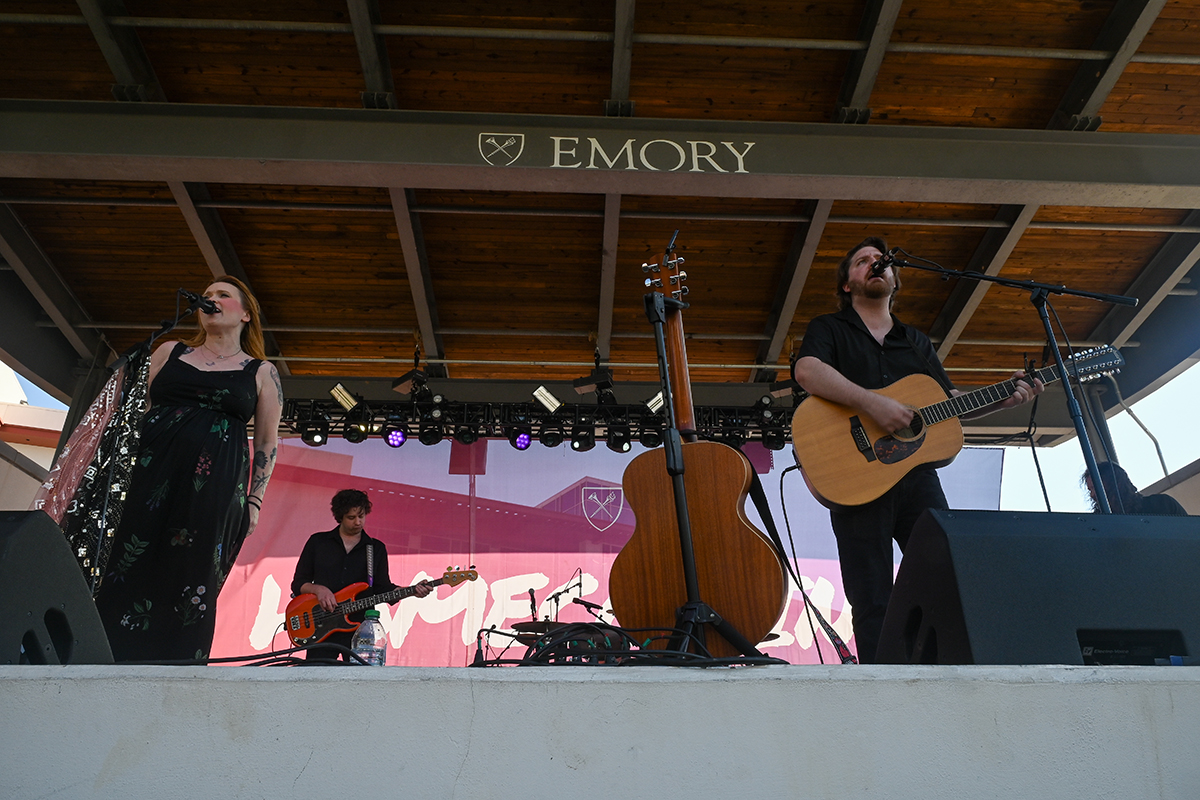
877, 509, 1200, 665
0, 510, 113, 664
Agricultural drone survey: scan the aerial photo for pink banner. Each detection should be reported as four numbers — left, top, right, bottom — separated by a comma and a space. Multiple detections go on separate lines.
211, 441, 857, 665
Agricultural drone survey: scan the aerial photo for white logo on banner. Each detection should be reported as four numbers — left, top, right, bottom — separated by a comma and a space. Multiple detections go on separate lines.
583, 485, 624, 531
478, 133, 526, 166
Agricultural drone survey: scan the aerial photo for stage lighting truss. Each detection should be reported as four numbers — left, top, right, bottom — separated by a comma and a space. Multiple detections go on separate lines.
280, 399, 793, 451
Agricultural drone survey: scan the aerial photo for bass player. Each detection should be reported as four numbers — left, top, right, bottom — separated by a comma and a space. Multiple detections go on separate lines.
291, 488, 432, 661
792, 237, 1043, 663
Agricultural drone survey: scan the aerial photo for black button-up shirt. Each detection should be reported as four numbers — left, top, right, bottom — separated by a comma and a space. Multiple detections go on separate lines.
797, 306, 954, 394
291, 527, 397, 612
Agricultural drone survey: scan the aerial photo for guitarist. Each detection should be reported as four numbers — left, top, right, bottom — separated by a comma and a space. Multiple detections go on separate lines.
792, 237, 1043, 663
291, 488, 432, 661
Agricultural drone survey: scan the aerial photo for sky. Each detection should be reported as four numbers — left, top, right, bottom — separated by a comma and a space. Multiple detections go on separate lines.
12, 361, 1198, 515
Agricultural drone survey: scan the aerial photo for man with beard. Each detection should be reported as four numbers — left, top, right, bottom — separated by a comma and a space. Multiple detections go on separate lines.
792, 237, 1043, 663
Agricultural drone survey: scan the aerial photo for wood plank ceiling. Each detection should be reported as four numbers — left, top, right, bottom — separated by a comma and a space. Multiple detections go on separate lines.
2, 0, 1200, 443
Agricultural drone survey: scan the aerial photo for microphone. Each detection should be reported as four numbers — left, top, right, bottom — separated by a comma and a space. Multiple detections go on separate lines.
179, 288, 219, 315
868, 249, 897, 279
529, 588, 537, 621
572, 597, 604, 612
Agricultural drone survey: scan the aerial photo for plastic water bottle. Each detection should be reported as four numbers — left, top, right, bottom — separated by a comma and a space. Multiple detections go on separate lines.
350, 609, 387, 666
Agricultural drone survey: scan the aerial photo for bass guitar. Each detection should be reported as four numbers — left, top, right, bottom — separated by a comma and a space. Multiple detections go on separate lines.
285, 567, 478, 646
608, 235, 787, 658
791, 345, 1124, 508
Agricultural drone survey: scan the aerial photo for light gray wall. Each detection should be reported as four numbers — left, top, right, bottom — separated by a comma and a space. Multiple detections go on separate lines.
2, 664, 1199, 799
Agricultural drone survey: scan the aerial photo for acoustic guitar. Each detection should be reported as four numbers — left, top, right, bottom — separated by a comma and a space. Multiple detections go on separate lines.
608, 237, 787, 658
791, 345, 1124, 508
285, 567, 477, 646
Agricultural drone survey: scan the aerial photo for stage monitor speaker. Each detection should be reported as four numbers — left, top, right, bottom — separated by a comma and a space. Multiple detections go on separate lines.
877, 509, 1200, 665
0, 510, 113, 664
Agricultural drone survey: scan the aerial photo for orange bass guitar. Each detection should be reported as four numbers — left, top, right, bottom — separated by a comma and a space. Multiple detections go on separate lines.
285, 567, 477, 646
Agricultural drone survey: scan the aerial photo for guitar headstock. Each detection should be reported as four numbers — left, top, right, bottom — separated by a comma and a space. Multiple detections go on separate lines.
1066, 345, 1125, 382
441, 566, 479, 587
642, 230, 688, 301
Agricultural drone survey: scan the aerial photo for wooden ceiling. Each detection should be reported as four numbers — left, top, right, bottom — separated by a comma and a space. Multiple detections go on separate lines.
2, 0, 1200, 441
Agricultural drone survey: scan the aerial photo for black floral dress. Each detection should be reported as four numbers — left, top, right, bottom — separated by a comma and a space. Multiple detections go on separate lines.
95, 342, 260, 662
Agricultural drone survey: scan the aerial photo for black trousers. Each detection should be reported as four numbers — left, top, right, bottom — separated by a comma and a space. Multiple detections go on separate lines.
829, 467, 948, 664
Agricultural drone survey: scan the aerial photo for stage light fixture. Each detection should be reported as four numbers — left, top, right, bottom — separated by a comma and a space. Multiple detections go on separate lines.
638, 427, 664, 448
723, 430, 747, 449
606, 424, 632, 453
761, 428, 787, 451
343, 423, 368, 444
454, 425, 479, 445
329, 382, 360, 412
383, 425, 408, 448
533, 385, 563, 413
571, 426, 596, 452
573, 367, 614, 396
391, 368, 427, 396
300, 420, 329, 447
539, 426, 564, 448
769, 378, 804, 400
644, 391, 665, 413
418, 424, 443, 446
508, 426, 532, 451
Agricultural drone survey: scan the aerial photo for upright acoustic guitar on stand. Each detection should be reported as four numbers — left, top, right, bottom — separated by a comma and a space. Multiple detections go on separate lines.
608, 239, 787, 658
791, 345, 1124, 508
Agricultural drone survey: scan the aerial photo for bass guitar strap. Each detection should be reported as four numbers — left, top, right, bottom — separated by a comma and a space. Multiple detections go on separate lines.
742, 454, 858, 665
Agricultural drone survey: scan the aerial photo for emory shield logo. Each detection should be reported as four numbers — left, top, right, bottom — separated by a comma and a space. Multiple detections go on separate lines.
582, 485, 624, 532
479, 133, 525, 166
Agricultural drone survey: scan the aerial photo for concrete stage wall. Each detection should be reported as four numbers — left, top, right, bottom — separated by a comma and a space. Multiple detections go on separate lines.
2, 664, 1199, 799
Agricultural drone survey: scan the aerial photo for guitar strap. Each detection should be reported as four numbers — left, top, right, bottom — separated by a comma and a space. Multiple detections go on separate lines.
366, 542, 374, 588
742, 454, 858, 665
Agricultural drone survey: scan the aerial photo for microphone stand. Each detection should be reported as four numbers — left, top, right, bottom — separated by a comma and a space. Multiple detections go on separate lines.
883, 250, 1137, 514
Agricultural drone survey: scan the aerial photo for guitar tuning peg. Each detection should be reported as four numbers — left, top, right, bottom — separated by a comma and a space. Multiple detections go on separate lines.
641, 262, 651, 273
646, 277, 663, 288
680, 285, 690, 295
678, 270, 686, 281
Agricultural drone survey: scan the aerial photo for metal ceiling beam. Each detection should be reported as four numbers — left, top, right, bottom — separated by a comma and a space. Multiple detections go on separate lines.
595, 193, 621, 361
1048, 0, 1167, 131
389, 187, 446, 377
0, 270, 80, 402
346, 0, 397, 109
751, 198, 832, 382
167, 181, 291, 375
834, 0, 904, 124
0, 204, 102, 361
605, 0, 635, 117
1089, 209, 1200, 349
10, 101, 1200, 208
11, 12, 1200, 65
74, 0, 166, 101
929, 204, 1039, 362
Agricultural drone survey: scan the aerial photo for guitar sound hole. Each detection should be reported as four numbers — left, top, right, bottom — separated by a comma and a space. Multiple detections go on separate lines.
893, 413, 924, 441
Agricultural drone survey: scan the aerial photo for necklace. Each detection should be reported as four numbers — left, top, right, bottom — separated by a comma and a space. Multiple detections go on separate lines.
201, 344, 243, 367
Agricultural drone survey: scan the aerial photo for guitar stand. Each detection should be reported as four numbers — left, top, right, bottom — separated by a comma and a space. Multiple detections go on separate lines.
644, 286, 764, 659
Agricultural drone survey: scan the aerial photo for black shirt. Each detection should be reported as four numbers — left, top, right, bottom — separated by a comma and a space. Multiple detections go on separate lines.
797, 306, 954, 394
291, 527, 397, 610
